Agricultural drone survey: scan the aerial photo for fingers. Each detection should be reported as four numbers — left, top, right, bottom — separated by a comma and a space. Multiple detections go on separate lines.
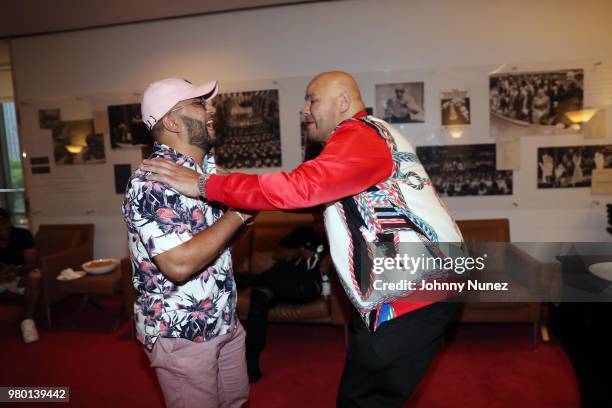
142, 157, 176, 167
140, 158, 180, 173
140, 164, 176, 177
140, 158, 183, 176
140, 159, 199, 179
146, 173, 168, 184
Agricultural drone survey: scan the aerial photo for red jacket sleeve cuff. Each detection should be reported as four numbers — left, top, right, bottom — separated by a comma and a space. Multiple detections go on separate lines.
206, 174, 225, 203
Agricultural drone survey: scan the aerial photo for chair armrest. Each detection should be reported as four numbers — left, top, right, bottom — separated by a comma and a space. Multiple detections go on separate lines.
39, 244, 93, 275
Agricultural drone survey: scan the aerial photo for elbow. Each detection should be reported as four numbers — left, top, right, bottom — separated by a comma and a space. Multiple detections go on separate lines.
159, 266, 187, 284
153, 239, 220, 284
158, 261, 194, 285
160, 256, 216, 285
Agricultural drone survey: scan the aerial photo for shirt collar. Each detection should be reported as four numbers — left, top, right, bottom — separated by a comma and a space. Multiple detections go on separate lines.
152, 141, 205, 173
323, 110, 369, 145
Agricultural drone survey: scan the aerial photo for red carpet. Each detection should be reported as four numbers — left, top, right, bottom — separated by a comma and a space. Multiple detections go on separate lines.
0, 299, 579, 407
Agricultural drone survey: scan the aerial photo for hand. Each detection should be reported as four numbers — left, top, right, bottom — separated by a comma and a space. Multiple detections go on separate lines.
140, 158, 201, 198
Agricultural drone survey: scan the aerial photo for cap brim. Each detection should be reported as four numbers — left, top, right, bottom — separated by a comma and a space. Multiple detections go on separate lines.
186, 80, 219, 102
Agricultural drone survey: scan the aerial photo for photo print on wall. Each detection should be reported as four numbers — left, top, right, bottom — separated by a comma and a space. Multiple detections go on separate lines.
38, 109, 61, 130
537, 144, 612, 188
107, 103, 152, 149
114, 164, 132, 194
213, 89, 281, 169
30, 157, 50, 174
52, 119, 105, 165
376, 82, 425, 123
441, 90, 470, 126
416, 144, 513, 196
489, 68, 584, 138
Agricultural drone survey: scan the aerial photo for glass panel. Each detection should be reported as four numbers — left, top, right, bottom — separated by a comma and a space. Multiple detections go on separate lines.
3, 103, 23, 188
0, 102, 27, 227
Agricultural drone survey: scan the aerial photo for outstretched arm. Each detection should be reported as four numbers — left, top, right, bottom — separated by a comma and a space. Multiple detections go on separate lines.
141, 121, 393, 211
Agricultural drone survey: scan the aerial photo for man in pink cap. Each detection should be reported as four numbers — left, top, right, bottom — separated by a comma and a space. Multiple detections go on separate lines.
122, 78, 251, 407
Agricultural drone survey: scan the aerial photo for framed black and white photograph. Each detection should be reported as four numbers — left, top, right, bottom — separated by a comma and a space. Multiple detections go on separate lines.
30, 156, 50, 174
107, 103, 152, 149
213, 89, 281, 169
52, 119, 106, 165
114, 164, 132, 194
376, 82, 425, 123
416, 144, 513, 196
441, 90, 470, 126
38, 108, 61, 130
537, 145, 612, 188
490, 69, 584, 138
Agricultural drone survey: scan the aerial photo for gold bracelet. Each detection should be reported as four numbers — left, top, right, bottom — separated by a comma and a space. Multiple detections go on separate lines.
198, 174, 208, 198
235, 211, 247, 223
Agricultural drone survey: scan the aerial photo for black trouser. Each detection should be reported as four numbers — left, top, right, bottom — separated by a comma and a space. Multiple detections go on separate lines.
337, 302, 458, 408
242, 270, 321, 377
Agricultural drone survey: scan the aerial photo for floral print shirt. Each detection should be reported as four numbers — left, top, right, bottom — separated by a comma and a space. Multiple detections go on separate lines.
122, 142, 236, 350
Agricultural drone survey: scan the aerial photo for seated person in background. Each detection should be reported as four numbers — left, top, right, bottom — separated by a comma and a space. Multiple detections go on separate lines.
235, 210, 330, 383
0, 208, 41, 343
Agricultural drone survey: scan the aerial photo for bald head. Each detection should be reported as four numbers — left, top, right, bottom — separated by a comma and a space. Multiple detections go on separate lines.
308, 71, 365, 115
303, 71, 366, 142
310, 71, 363, 98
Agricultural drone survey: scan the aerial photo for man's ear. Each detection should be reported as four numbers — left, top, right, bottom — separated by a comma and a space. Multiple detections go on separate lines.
338, 91, 350, 113
162, 114, 180, 134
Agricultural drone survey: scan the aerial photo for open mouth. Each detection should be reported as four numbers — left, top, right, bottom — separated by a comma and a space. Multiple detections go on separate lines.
205, 118, 216, 136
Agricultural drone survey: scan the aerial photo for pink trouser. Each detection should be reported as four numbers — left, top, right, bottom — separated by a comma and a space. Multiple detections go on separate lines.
146, 322, 249, 408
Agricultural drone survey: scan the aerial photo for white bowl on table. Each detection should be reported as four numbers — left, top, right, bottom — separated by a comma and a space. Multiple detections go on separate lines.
588, 262, 612, 283
82, 258, 120, 275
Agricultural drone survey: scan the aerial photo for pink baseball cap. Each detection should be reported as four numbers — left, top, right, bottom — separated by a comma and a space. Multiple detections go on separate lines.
141, 78, 219, 130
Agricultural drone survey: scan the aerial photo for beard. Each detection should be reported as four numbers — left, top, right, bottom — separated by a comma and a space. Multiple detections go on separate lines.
181, 115, 221, 152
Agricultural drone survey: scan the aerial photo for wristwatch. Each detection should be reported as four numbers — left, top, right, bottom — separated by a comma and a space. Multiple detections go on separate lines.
198, 174, 210, 198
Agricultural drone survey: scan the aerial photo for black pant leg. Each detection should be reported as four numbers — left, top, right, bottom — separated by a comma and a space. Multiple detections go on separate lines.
337, 316, 387, 408
245, 288, 271, 382
337, 302, 458, 408
271, 279, 321, 304
245, 288, 269, 355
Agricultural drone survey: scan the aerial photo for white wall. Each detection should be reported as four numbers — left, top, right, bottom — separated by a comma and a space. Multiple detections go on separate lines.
9, 0, 612, 258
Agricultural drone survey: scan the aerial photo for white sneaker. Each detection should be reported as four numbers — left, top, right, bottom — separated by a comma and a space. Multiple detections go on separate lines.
20, 319, 39, 343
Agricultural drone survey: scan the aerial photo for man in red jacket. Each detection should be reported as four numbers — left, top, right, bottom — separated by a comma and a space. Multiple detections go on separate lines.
141, 71, 459, 407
